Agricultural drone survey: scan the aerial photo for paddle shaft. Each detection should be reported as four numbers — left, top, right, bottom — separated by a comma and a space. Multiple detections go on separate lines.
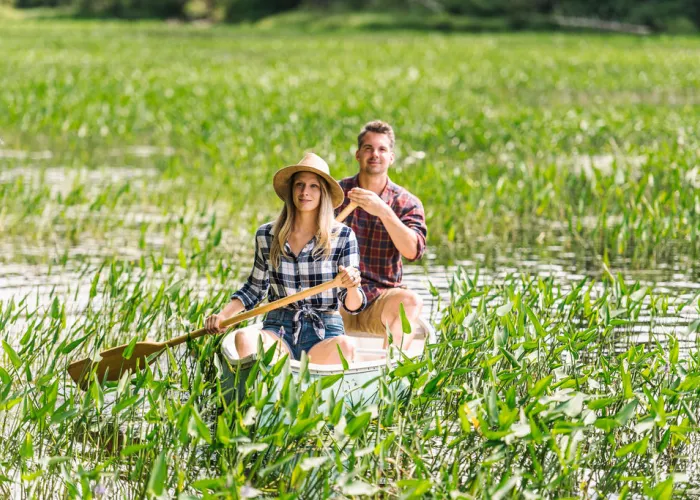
163, 203, 357, 348
336, 201, 357, 222
164, 275, 343, 348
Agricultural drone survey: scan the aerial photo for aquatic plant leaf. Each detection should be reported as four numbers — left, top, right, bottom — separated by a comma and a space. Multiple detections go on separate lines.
345, 412, 371, 438
300, 456, 328, 472
238, 443, 268, 458
50, 298, 60, 319
147, 451, 167, 497
336, 345, 349, 371
650, 477, 673, 500
290, 415, 322, 437
423, 370, 449, 395
587, 397, 617, 410
113, 394, 141, 415
191, 407, 212, 444
496, 302, 513, 317
19, 432, 33, 460
397, 479, 432, 496
392, 360, 426, 378
615, 399, 638, 426
120, 442, 154, 458
341, 481, 378, 496
630, 287, 647, 302
2, 341, 21, 370
89, 269, 101, 299
60, 334, 90, 355
123, 336, 139, 360
50, 404, 79, 425
524, 305, 545, 337
320, 373, 343, 390
528, 375, 553, 398
216, 415, 232, 445
399, 302, 412, 334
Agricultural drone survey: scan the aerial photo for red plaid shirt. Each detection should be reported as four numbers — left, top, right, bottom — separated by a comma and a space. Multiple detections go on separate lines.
336, 175, 427, 305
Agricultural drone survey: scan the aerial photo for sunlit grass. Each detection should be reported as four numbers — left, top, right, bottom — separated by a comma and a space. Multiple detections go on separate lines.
0, 20, 699, 497
0, 22, 698, 263
1, 259, 699, 496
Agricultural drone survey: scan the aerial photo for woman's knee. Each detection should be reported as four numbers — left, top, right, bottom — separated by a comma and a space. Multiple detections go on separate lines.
234, 327, 257, 349
335, 335, 355, 356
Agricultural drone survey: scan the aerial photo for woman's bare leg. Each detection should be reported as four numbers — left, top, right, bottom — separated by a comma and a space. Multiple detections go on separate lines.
307, 335, 355, 365
234, 326, 291, 359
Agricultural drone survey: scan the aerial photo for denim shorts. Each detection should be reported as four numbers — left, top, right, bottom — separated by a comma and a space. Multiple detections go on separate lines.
262, 308, 345, 360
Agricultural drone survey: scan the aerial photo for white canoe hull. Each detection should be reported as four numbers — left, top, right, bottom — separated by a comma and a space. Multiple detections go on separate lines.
220, 318, 436, 407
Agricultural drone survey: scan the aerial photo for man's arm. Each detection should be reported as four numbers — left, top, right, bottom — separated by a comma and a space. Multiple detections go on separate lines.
347, 188, 426, 261
378, 208, 420, 260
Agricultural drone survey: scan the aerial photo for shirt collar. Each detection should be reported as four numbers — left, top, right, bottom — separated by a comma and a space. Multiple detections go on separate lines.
284, 236, 316, 258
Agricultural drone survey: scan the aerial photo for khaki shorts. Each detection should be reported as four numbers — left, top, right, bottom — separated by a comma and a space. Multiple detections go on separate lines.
340, 288, 405, 336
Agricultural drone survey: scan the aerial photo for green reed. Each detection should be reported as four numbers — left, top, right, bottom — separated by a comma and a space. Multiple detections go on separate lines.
0, 22, 699, 265
1, 256, 699, 497
1, 19, 699, 499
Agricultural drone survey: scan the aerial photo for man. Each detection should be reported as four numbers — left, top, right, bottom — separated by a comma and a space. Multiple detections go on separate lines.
335, 120, 427, 349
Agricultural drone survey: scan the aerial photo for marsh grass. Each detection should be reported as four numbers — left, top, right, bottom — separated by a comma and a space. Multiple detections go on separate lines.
1, 261, 699, 497
1, 23, 699, 265
0, 20, 699, 498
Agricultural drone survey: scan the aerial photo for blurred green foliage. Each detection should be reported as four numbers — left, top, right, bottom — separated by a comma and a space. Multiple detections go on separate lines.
5, 0, 700, 32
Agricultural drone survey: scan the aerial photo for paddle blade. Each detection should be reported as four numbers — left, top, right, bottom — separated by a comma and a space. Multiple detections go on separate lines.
68, 342, 165, 389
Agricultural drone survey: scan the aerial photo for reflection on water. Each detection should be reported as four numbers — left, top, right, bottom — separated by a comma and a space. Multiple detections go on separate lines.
2, 238, 698, 341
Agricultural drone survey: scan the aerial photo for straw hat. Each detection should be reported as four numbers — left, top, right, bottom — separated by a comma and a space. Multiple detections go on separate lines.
273, 153, 345, 208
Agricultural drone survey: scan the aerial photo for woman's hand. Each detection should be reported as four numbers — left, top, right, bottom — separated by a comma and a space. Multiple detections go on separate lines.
338, 265, 362, 289
204, 313, 225, 333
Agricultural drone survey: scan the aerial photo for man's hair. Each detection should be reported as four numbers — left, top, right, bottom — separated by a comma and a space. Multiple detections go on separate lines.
357, 120, 395, 151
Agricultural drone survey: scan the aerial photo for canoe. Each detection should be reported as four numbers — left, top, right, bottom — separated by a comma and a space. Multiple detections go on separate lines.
219, 317, 436, 407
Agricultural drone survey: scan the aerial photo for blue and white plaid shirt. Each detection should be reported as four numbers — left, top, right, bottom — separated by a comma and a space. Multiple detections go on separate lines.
231, 222, 367, 318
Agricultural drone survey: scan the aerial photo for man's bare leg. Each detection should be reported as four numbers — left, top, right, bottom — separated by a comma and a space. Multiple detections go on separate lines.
379, 290, 423, 350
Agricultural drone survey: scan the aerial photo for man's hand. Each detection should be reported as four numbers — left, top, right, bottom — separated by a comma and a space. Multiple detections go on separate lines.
347, 188, 390, 218
338, 265, 362, 289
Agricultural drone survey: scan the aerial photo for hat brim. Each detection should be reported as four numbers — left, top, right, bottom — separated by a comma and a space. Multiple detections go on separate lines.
273, 165, 345, 208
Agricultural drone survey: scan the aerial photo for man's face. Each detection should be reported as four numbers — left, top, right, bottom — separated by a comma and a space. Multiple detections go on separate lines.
355, 132, 394, 176
292, 172, 322, 213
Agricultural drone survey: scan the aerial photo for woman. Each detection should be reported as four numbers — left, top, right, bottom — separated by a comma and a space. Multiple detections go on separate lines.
204, 153, 366, 364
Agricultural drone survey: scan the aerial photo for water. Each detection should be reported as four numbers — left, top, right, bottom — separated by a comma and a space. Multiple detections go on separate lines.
1, 162, 698, 339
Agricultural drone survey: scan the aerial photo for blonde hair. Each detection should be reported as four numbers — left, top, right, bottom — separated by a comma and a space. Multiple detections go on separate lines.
270, 172, 336, 269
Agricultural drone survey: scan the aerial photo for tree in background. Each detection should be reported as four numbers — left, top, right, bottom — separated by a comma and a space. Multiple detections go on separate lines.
220, 0, 300, 21
6, 0, 700, 31
72, 0, 188, 18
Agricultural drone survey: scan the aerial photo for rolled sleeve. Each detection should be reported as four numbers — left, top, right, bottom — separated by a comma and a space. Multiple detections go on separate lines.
400, 200, 427, 262
338, 229, 367, 314
230, 228, 269, 310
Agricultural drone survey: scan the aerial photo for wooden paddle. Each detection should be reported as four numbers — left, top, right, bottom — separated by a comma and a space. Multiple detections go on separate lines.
68, 202, 357, 388
68, 274, 345, 387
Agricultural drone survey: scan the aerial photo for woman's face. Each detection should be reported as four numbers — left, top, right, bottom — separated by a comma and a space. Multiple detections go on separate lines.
292, 172, 323, 213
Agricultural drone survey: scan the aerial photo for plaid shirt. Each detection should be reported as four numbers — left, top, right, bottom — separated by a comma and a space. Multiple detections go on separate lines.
231, 221, 367, 315
336, 175, 427, 305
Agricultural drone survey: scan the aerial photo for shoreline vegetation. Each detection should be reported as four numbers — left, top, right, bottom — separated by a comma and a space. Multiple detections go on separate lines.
0, 5, 698, 34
